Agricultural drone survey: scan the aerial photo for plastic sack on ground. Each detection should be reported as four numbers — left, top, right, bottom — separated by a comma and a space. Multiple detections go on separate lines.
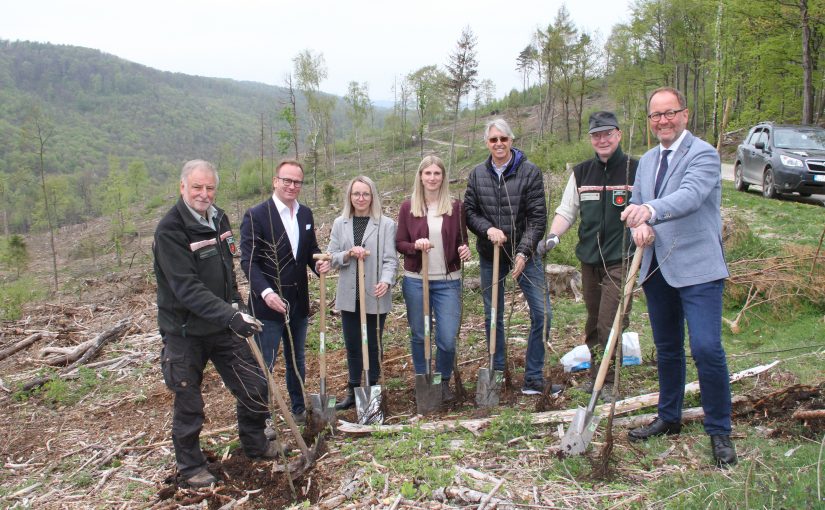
622, 332, 642, 366
561, 344, 591, 373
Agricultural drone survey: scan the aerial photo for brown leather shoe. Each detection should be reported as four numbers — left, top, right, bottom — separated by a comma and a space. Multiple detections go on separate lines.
628, 417, 681, 441
710, 435, 737, 467
185, 467, 217, 488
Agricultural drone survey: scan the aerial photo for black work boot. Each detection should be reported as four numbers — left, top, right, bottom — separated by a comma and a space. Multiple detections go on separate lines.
710, 435, 737, 468
335, 384, 356, 411
441, 379, 455, 403
185, 467, 217, 488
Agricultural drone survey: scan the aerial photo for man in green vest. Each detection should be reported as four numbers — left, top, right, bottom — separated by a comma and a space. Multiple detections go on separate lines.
537, 111, 638, 400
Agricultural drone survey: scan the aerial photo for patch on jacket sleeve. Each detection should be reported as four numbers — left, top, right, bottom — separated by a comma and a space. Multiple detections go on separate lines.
221, 230, 237, 255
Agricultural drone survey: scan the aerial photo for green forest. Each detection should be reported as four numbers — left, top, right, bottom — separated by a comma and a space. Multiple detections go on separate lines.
0, 0, 823, 239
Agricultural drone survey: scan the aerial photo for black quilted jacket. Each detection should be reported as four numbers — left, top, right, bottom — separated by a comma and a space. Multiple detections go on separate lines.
464, 148, 547, 263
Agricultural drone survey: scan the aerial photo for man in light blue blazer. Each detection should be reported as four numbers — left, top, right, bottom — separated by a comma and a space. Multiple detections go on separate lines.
620, 87, 736, 468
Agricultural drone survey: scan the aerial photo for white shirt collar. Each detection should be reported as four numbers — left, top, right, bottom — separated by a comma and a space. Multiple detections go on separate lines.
271, 193, 300, 217
659, 129, 689, 155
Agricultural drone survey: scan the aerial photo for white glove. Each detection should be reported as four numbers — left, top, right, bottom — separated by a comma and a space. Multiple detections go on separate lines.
537, 234, 560, 256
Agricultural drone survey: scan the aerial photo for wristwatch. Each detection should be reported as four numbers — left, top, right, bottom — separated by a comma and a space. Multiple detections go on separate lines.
516, 252, 527, 261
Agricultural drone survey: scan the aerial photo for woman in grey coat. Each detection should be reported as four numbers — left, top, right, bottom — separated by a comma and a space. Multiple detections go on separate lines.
327, 175, 397, 410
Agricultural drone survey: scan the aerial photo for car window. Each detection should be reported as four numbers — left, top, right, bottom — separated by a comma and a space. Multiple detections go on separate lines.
753, 129, 767, 147
746, 128, 763, 146
775, 129, 825, 150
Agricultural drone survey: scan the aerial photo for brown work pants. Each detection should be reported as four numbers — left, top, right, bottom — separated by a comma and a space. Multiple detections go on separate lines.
581, 261, 632, 382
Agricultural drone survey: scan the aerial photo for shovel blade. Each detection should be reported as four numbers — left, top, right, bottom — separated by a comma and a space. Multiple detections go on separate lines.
415, 372, 443, 415
309, 393, 337, 429
560, 407, 601, 456
354, 385, 383, 425
475, 368, 503, 408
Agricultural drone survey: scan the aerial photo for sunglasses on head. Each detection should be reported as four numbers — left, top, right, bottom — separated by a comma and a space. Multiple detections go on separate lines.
488, 136, 510, 143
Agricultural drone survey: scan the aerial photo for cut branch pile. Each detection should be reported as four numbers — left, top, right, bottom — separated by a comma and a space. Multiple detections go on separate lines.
724, 248, 825, 333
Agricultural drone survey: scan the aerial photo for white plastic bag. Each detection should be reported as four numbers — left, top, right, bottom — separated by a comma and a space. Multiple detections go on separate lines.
622, 332, 642, 366
561, 344, 591, 373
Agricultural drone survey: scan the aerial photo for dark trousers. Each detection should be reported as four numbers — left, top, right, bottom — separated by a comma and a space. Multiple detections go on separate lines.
161, 331, 269, 478
643, 255, 732, 435
581, 261, 632, 380
340, 303, 386, 386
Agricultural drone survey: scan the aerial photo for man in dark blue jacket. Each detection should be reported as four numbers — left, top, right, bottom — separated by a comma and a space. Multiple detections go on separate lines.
465, 119, 560, 396
240, 160, 329, 424
154, 160, 278, 488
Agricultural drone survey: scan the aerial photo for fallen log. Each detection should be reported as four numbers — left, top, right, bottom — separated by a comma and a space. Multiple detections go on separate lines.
40, 339, 95, 366
792, 409, 825, 421
337, 361, 779, 435
0, 332, 55, 362
17, 319, 134, 393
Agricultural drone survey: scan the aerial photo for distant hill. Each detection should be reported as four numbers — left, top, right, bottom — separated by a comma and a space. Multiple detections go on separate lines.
0, 40, 351, 179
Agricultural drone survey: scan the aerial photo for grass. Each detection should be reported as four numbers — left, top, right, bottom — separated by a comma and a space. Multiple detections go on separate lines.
319, 172, 825, 506
722, 181, 825, 249
0, 275, 45, 320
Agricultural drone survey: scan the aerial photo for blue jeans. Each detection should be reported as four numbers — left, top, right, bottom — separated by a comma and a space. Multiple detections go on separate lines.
256, 317, 308, 415
480, 254, 551, 383
643, 262, 731, 435
402, 276, 461, 381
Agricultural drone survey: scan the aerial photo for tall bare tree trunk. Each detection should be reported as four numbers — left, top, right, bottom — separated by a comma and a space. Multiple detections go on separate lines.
799, 0, 814, 124
35, 118, 58, 292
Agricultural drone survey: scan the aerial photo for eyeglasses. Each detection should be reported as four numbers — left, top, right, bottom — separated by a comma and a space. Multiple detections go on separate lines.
277, 177, 303, 187
488, 136, 510, 144
351, 192, 372, 199
647, 108, 686, 122
589, 130, 617, 140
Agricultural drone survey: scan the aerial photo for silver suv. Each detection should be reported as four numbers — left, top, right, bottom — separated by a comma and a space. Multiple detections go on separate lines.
734, 123, 825, 198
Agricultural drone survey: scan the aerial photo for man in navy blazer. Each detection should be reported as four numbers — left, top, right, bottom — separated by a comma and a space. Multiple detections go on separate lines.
240, 160, 330, 423
621, 87, 736, 467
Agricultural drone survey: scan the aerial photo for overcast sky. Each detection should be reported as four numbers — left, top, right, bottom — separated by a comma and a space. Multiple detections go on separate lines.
1, 0, 633, 102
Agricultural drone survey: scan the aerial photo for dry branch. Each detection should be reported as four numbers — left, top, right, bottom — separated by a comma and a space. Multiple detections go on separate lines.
18, 318, 133, 392
792, 409, 825, 421
0, 332, 54, 362
432, 486, 514, 509
40, 339, 95, 365
725, 251, 825, 332
337, 361, 779, 435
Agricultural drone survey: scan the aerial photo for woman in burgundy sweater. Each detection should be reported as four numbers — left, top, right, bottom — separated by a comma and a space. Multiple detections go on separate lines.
396, 155, 471, 403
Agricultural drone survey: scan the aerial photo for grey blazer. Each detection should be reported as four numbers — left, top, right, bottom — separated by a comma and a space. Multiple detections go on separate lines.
327, 215, 398, 314
631, 130, 729, 287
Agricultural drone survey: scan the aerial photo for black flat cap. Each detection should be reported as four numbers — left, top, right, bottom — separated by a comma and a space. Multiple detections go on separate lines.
588, 111, 620, 134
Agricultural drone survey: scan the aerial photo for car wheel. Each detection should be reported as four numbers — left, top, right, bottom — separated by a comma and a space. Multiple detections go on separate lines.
762, 168, 778, 199
734, 162, 749, 191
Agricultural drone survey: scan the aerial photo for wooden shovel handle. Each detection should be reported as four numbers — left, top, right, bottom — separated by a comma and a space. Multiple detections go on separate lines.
357, 257, 369, 374
489, 243, 500, 358
312, 253, 331, 380
421, 249, 431, 368
591, 246, 645, 395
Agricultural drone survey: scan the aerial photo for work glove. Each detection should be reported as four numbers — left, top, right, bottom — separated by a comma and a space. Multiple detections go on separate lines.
536, 233, 560, 257
229, 311, 263, 338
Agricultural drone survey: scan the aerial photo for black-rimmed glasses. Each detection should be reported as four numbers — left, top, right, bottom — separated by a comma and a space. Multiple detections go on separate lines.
277, 177, 304, 187
647, 108, 686, 122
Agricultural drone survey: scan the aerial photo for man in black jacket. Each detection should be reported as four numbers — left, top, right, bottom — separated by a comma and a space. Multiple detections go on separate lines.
465, 119, 560, 395
537, 112, 638, 400
154, 160, 279, 488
